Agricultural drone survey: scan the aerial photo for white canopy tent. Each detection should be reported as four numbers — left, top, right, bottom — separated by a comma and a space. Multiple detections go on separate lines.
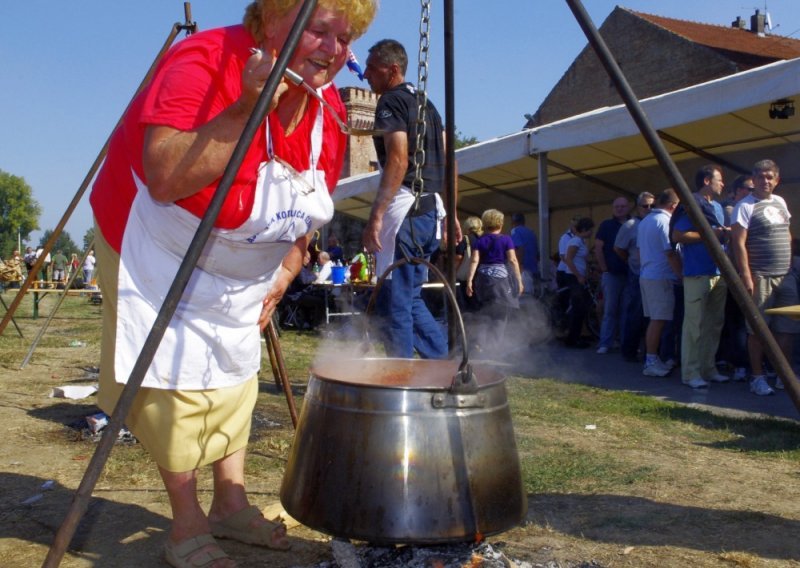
332, 57, 800, 269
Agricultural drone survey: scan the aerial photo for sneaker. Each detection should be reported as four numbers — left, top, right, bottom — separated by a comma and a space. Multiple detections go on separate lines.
733, 368, 748, 382
662, 358, 676, 370
774, 377, 785, 390
596, 346, 609, 354
643, 360, 670, 377
750, 376, 774, 396
684, 377, 709, 389
706, 372, 731, 383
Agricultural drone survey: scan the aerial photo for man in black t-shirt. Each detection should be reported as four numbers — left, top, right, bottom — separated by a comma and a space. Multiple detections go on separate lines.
362, 39, 460, 359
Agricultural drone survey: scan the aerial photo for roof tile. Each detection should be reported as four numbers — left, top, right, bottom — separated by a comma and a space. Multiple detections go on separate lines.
630, 9, 800, 64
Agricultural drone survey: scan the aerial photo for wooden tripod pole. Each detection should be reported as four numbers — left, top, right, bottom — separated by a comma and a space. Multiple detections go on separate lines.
265, 321, 299, 428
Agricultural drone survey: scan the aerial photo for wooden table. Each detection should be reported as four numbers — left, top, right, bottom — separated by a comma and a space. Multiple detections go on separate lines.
312, 281, 374, 324
312, 281, 448, 325
23, 287, 101, 318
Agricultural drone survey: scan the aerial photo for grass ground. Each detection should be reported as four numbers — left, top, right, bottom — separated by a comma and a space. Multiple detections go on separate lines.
0, 293, 799, 566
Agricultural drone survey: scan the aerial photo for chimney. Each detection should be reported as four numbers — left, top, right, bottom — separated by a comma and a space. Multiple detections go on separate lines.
731, 16, 746, 30
750, 9, 766, 36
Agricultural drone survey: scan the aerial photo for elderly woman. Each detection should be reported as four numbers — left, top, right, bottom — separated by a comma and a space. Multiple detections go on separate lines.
465, 210, 523, 352
88, 1, 376, 566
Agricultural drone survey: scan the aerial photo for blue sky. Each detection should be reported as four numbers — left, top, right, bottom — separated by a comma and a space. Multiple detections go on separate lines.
2, 1, 799, 247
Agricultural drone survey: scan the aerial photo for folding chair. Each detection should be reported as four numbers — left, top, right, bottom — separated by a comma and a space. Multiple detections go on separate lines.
279, 299, 302, 328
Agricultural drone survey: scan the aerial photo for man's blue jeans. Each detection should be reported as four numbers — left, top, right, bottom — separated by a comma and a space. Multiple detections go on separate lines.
598, 272, 627, 349
620, 269, 644, 359
378, 209, 448, 359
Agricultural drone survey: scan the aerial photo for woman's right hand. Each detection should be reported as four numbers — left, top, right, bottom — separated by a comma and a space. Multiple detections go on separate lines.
239, 48, 290, 115
143, 48, 291, 202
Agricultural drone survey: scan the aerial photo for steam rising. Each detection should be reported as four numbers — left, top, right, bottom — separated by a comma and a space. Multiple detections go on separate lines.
312, 294, 554, 373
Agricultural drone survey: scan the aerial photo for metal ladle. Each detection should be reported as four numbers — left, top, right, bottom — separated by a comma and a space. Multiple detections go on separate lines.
250, 47, 382, 136
283, 68, 383, 136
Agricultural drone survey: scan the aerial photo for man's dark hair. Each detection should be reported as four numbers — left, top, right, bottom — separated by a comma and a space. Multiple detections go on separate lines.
511, 213, 525, 225
368, 39, 408, 75
731, 175, 753, 192
694, 164, 720, 191
575, 217, 594, 233
657, 188, 679, 206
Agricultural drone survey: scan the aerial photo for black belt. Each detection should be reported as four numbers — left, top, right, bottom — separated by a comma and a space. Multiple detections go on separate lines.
406, 193, 437, 217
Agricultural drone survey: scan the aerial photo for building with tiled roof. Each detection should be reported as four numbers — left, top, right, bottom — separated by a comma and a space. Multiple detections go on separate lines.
527, 7, 800, 127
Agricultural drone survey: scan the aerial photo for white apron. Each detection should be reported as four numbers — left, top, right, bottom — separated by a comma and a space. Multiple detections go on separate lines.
116, 102, 333, 390
374, 188, 445, 278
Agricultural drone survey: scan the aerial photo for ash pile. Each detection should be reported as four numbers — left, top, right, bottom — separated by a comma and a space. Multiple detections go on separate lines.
302, 539, 607, 568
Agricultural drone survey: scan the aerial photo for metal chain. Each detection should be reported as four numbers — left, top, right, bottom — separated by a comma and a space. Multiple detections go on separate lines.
410, 0, 431, 197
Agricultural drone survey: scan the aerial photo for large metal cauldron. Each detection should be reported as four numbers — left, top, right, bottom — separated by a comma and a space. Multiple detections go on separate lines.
279, 357, 527, 544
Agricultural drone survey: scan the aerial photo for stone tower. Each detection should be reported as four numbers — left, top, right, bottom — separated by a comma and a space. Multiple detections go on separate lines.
339, 86, 378, 178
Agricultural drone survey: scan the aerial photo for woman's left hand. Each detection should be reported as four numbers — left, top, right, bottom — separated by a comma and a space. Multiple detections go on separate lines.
258, 267, 292, 330
258, 237, 310, 329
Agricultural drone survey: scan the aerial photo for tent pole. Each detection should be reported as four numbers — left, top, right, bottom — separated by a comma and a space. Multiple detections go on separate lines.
565, 0, 799, 414
41, 2, 319, 566
444, 0, 458, 353
537, 152, 550, 285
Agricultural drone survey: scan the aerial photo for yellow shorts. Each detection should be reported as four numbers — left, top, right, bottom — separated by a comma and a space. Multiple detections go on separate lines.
94, 224, 257, 472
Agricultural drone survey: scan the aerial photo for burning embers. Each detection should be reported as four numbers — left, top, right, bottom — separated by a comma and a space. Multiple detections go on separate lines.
308, 539, 530, 568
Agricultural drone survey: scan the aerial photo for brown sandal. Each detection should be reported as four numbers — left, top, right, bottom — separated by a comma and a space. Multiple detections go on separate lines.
210, 505, 291, 551
164, 533, 236, 567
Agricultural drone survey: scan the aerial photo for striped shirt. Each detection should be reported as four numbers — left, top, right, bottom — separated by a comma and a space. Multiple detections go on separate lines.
732, 193, 792, 276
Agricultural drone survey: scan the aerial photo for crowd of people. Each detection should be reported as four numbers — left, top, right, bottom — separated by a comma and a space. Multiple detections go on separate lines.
555, 159, 795, 398
278, 157, 798, 402
0, 247, 96, 289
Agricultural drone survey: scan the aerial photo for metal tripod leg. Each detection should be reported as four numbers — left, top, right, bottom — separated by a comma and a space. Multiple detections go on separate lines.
0, 293, 23, 338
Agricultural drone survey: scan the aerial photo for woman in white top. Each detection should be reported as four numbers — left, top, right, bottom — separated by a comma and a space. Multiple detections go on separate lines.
562, 217, 595, 348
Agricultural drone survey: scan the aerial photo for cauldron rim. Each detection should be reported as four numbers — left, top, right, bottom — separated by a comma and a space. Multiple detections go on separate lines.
310, 357, 506, 390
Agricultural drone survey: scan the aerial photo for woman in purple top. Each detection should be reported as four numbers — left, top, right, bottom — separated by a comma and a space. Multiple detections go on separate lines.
466, 209, 523, 317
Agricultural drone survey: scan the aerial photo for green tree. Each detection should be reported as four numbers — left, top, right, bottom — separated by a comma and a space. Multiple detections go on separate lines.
454, 129, 478, 149
0, 170, 42, 257
38, 229, 80, 257
82, 226, 95, 253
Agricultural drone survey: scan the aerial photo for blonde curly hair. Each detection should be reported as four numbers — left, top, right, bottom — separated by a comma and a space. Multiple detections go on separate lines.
244, 0, 377, 42
481, 209, 505, 232
462, 216, 483, 237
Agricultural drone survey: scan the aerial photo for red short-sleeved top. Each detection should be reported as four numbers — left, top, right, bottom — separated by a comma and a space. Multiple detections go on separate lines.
90, 25, 347, 252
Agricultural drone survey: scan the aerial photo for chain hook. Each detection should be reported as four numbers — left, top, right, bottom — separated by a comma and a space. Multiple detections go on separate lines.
410, 0, 431, 211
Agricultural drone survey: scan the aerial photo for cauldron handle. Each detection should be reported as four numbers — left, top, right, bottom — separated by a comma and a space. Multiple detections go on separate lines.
363, 256, 478, 394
